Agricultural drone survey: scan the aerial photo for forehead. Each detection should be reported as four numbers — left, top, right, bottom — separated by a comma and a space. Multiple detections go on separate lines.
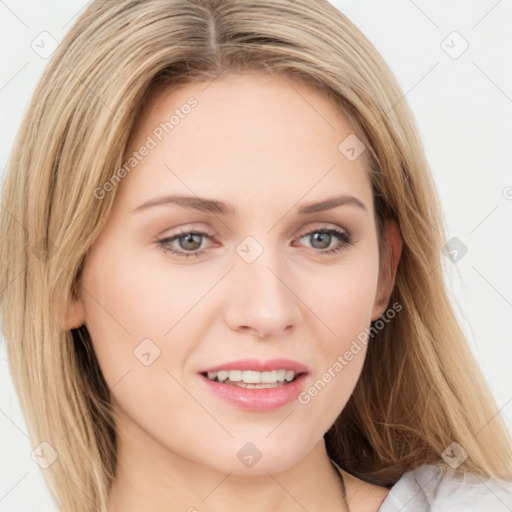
117, 72, 372, 215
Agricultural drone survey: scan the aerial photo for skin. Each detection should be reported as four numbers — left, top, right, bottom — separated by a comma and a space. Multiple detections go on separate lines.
66, 71, 402, 511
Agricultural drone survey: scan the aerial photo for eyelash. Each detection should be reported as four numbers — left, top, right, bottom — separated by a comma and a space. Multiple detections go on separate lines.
157, 225, 354, 259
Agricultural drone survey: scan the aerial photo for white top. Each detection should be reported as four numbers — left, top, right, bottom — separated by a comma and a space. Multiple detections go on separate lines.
376, 462, 512, 511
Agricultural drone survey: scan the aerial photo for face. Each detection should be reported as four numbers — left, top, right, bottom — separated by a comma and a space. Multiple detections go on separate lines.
72, 72, 400, 476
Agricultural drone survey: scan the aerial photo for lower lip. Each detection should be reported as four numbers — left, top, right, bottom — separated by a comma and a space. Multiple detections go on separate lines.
199, 373, 308, 411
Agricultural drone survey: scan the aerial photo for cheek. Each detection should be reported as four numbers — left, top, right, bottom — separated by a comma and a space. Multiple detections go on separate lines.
79, 238, 223, 407
298, 255, 379, 348
78, 245, 167, 386
79, 246, 202, 433
81, 240, 206, 344
292, 255, 379, 411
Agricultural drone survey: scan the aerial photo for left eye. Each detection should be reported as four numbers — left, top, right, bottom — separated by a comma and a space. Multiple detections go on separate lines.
296, 228, 353, 253
157, 226, 353, 259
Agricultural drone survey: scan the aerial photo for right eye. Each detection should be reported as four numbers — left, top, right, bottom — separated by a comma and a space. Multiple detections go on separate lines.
157, 229, 215, 258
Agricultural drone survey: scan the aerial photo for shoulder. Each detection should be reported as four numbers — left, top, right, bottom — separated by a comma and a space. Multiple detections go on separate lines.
377, 463, 512, 512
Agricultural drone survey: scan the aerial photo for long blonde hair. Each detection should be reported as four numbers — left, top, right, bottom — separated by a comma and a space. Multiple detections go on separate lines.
1, 0, 510, 510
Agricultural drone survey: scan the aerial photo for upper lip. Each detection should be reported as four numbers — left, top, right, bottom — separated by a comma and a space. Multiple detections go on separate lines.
199, 358, 309, 374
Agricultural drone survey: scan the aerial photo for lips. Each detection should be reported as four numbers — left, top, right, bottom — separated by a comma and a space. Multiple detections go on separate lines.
198, 358, 309, 411
199, 372, 308, 411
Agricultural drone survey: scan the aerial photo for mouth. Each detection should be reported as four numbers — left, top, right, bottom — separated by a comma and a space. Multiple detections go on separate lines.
197, 358, 309, 410
200, 369, 305, 389
199, 370, 309, 411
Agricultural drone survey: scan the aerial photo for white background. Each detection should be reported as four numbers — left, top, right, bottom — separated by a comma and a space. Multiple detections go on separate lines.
0, 1, 511, 510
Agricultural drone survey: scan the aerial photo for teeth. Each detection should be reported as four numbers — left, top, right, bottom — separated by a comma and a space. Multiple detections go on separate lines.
215, 370, 228, 382
243, 370, 261, 384
285, 370, 295, 382
228, 370, 243, 382
204, 369, 298, 384
261, 370, 277, 383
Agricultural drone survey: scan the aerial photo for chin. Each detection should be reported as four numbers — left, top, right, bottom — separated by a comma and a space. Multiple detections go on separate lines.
196, 437, 311, 476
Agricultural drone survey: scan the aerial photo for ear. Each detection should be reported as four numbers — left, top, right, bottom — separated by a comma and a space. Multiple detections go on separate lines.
53, 280, 86, 331
371, 219, 403, 321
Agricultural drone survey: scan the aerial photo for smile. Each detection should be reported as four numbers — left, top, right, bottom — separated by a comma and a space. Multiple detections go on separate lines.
202, 369, 299, 387
199, 372, 308, 411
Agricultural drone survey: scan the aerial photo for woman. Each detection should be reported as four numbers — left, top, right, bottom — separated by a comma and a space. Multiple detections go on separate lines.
0, 1, 511, 511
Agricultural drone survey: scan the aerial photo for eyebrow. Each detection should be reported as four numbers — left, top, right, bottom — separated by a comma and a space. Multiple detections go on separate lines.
132, 193, 367, 215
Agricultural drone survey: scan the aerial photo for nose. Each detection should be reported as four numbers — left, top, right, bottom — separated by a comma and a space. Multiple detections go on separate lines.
223, 250, 301, 339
